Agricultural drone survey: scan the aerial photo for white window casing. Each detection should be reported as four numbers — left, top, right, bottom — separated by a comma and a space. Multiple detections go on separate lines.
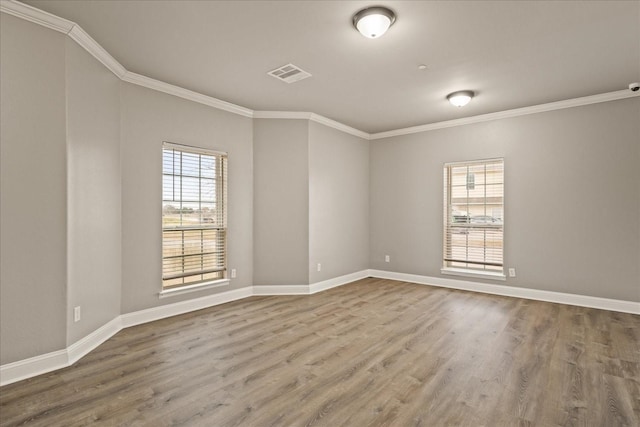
162, 142, 228, 291
442, 158, 505, 280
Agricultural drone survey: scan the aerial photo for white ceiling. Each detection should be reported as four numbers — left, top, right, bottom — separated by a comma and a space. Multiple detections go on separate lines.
24, 0, 640, 133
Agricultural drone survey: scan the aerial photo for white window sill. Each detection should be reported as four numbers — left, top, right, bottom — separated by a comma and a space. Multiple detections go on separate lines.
159, 279, 230, 298
441, 268, 506, 281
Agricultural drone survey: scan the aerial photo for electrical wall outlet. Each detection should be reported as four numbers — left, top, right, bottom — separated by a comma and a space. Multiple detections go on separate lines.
317, 263, 322, 272
74, 306, 81, 322
231, 269, 237, 278
508, 268, 516, 277
385, 255, 390, 263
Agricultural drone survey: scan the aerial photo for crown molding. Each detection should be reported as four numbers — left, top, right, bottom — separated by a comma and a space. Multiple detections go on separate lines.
253, 111, 313, 120
68, 25, 126, 78
253, 111, 370, 139
3, 0, 638, 140
370, 90, 640, 140
0, 0, 73, 33
1, 0, 253, 119
122, 71, 254, 118
1, 0, 126, 78
309, 113, 371, 140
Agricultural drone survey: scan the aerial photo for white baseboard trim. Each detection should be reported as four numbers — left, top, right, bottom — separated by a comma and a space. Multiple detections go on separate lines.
1, 316, 125, 386
1, 287, 252, 386
67, 317, 123, 365
252, 270, 370, 295
369, 269, 640, 314
252, 285, 310, 295
309, 270, 370, 294
0, 349, 68, 387
4, 269, 637, 386
121, 286, 254, 328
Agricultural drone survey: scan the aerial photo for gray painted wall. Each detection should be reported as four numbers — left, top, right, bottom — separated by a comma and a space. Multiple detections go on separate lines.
253, 119, 370, 286
0, 15, 68, 364
253, 119, 310, 286
1, 8, 638, 369
65, 39, 122, 345
309, 121, 369, 283
370, 98, 640, 301
120, 83, 254, 313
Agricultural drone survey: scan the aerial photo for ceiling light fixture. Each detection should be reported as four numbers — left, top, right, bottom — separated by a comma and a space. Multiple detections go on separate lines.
353, 6, 396, 39
447, 90, 475, 107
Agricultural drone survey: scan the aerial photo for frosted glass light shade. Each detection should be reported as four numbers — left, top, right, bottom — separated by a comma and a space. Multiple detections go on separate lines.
353, 7, 396, 39
447, 91, 475, 107
357, 14, 391, 38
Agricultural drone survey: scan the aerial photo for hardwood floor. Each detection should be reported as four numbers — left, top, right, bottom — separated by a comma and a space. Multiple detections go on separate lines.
1, 278, 639, 426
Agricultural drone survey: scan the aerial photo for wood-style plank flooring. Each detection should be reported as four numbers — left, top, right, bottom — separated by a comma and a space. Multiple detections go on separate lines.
1, 278, 639, 426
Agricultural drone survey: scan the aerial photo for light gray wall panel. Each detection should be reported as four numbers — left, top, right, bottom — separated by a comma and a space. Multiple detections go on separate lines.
0, 15, 68, 364
120, 83, 253, 313
253, 119, 309, 286
65, 39, 122, 345
370, 98, 640, 301
309, 121, 369, 283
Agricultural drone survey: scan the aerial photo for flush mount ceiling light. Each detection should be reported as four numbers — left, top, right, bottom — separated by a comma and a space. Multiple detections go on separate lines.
447, 90, 475, 107
353, 6, 396, 38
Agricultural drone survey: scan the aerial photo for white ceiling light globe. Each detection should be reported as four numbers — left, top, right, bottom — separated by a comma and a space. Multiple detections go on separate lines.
447, 91, 475, 107
356, 13, 391, 38
353, 7, 396, 39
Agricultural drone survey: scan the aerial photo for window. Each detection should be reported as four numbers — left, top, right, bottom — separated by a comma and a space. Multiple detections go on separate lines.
162, 142, 227, 290
443, 158, 504, 279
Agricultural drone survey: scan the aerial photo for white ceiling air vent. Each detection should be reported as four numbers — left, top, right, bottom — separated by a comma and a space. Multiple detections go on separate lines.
267, 63, 312, 84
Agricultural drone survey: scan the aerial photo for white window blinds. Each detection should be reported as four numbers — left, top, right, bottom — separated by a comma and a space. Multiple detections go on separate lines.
162, 143, 227, 289
443, 159, 504, 274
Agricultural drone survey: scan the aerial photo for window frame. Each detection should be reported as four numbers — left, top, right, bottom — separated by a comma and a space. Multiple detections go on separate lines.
161, 141, 229, 296
441, 158, 505, 281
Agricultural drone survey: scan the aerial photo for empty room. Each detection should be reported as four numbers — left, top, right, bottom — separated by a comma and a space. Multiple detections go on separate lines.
1, 0, 639, 426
